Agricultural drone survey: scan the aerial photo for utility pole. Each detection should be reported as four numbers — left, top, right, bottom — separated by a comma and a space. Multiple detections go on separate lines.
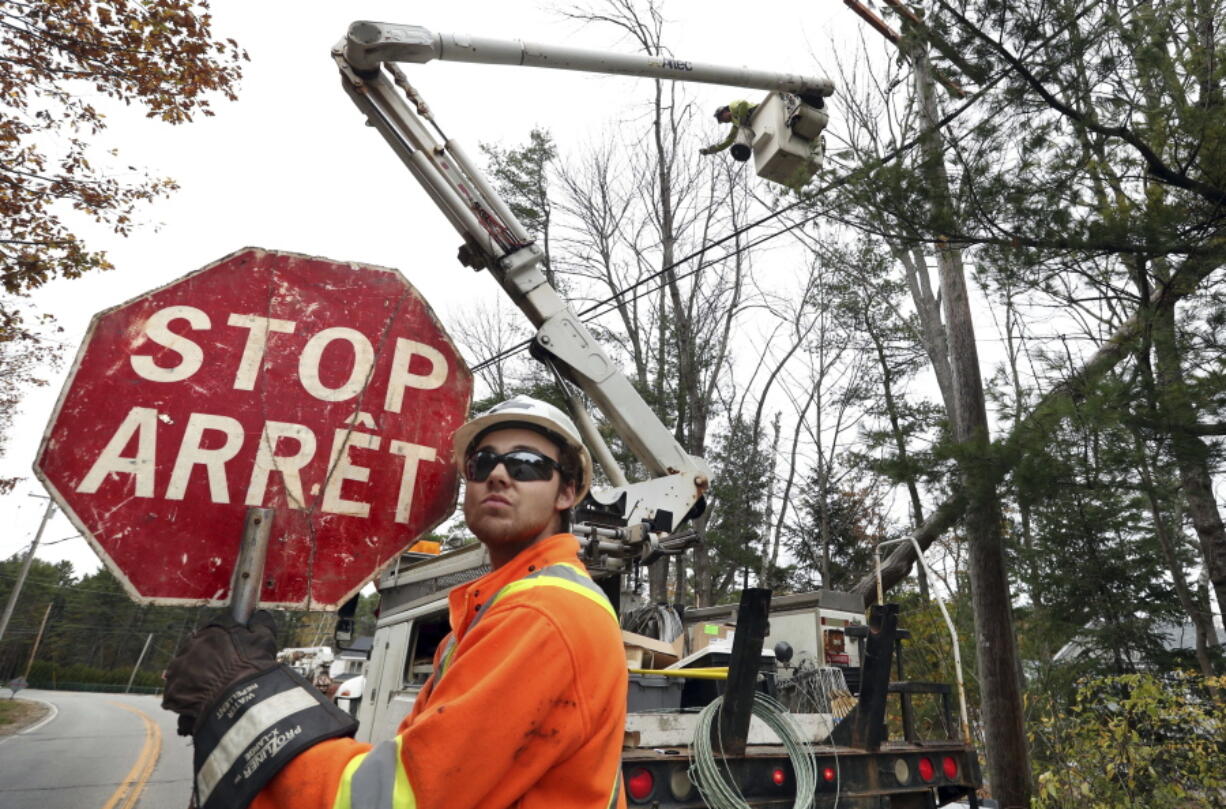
0, 498, 56, 645
125, 633, 154, 694
912, 45, 1031, 809
23, 602, 53, 679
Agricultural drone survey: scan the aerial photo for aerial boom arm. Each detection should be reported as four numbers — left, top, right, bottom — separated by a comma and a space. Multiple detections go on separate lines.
333, 56, 701, 473
343, 22, 834, 101
334, 21, 832, 563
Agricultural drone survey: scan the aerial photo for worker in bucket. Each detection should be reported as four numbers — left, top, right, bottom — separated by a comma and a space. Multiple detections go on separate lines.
699, 100, 758, 161
162, 396, 628, 809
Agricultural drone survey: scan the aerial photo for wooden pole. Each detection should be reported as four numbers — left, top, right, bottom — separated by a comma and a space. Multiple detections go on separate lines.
911, 46, 1031, 806
125, 632, 154, 693
23, 602, 52, 679
0, 500, 56, 645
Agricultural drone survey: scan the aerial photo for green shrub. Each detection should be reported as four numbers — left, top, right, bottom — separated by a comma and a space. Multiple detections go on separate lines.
1031, 672, 1226, 809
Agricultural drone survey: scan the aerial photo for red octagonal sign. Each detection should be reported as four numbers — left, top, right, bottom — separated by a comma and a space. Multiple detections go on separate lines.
35, 248, 472, 609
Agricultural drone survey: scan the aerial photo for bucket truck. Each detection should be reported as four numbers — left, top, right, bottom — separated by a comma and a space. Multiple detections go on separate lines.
333, 21, 983, 808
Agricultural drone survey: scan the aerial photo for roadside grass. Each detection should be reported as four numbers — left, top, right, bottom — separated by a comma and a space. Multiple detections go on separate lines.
0, 698, 48, 735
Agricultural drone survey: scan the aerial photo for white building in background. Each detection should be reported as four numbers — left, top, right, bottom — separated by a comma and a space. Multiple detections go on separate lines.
1052, 619, 1226, 667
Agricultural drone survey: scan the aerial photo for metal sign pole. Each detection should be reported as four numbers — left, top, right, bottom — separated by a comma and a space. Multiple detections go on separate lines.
230, 507, 274, 623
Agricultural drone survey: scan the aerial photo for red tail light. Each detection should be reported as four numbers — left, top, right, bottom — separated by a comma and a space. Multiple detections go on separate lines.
822, 766, 837, 783
942, 755, 959, 779
627, 767, 654, 802
918, 757, 935, 782
772, 767, 787, 786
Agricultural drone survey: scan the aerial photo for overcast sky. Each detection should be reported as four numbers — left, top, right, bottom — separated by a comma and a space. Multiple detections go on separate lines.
1, 0, 870, 586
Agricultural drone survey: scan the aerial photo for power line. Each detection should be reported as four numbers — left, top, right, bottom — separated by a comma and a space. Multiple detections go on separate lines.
471, 204, 801, 371
471, 62, 1007, 372
0, 571, 142, 599
1, 624, 164, 636
42, 535, 83, 546
581, 205, 831, 323
471, 1, 1113, 374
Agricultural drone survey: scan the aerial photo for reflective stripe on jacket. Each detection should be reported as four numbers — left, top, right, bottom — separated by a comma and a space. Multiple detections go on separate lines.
434, 561, 615, 682
251, 534, 628, 809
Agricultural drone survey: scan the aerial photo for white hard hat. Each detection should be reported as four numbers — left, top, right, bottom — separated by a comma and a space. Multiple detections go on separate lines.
451, 395, 592, 502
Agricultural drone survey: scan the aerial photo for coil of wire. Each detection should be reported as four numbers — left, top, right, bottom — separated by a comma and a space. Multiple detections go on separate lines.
688, 691, 818, 809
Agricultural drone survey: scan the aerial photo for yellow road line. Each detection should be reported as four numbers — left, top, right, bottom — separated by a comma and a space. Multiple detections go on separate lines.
100, 700, 162, 809
120, 707, 160, 809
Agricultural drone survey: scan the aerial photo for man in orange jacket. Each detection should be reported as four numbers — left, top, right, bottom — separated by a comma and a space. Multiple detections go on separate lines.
163, 396, 628, 809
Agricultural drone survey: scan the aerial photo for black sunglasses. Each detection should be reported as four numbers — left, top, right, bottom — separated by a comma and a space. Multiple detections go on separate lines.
464, 448, 562, 483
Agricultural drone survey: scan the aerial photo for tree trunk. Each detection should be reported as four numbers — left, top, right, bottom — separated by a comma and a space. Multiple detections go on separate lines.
648, 556, 670, 603
757, 413, 782, 585
693, 514, 712, 608
915, 49, 1031, 807
674, 548, 687, 607
855, 223, 1225, 606
895, 244, 956, 410
939, 253, 1031, 806
867, 319, 929, 599
1151, 295, 1226, 623
769, 381, 821, 581
1001, 286, 1041, 609
813, 376, 833, 588
1133, 440, 1220, 676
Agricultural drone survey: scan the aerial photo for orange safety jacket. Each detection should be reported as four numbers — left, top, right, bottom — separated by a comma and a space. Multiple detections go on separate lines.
251, 533, 628, 809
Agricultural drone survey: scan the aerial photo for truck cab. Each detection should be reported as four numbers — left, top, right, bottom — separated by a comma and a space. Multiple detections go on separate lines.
355, 544, 487, 743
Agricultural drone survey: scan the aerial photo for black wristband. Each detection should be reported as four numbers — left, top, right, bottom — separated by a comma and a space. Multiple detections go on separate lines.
191, 665, 357, 809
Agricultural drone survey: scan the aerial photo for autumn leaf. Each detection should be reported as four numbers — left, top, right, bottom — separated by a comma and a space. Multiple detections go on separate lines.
0, 0, 246, 333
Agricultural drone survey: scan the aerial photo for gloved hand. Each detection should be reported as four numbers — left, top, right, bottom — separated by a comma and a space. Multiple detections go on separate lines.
698, 147, 713, 156
162, 611, 278, 736
162, 611, 354, 809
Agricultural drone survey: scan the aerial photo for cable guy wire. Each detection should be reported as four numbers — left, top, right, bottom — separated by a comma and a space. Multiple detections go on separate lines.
689, 691, 818, 809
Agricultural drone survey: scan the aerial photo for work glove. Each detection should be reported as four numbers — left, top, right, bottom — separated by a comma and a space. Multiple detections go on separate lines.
162, 611, 279, 736
162, 611, 354, 809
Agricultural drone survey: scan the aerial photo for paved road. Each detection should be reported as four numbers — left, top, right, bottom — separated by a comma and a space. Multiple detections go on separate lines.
0, 689, 192, 809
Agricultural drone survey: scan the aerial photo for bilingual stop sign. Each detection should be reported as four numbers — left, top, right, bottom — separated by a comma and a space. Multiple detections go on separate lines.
34, 248, 472, 609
